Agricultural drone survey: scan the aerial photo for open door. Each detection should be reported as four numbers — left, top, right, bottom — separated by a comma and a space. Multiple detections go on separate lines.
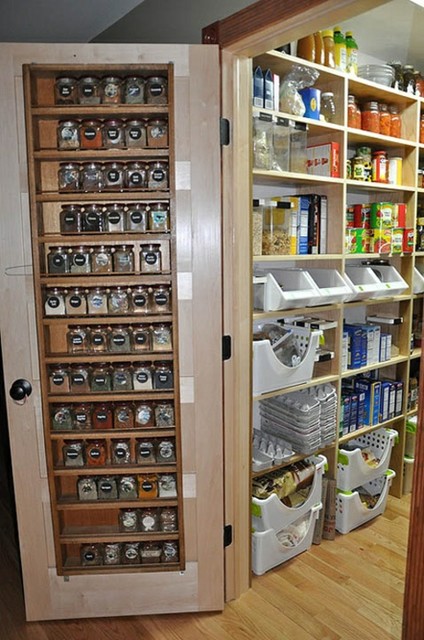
0, 43, 223, 621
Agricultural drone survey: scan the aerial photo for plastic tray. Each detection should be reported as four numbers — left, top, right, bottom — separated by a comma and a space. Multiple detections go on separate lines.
337, 428, 397, 491
252, 326, 320, 395
252, 454, 326, 531
335, 469, 395, 534
305, 268, 355, 305
344, 265, 387, 301
252, 503, 321, 575
366, 264, 408, 297
413, 266, 424, 294
253, 268, 321, 312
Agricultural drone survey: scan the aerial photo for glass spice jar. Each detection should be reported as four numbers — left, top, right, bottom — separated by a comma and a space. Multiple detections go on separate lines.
154, 362, 173, 390
103, 162, 125, 191
90, 325, 108, 352
152, 324, 172, 351
122, 542, 140, 565
112, 439, 131, 465
134, 402, 155, 428
136, 439, 156, 464
104, 204, 125, 231
101, 76, 122, 104
60, 205, 82, 234
139, 508, 160, 532
130, 285, 150, 314
82, 204, 104, 232
78, 76, 101, 104
51, 404, 73, 431
155, 403, 174, 427
125, 162, 147, 189
114, 403, 135, 430
72, 403, 92, 430
145, 76, 168, 104
90, 363, 112, 393
57, 120, 80, 150
81, 162, 104, 192
160, 507, 178, 532
86, 439, 107, 466
45, 288, 66, 316
156, 439, 175, 464
125, 203, 148, 232
158, 473, 177, 498
108, 287, 130, 315
124, 119, 147, 148
77, 476, 98, 501
141, 542, 162, 565
148, 203, 169, 231
112, 364, 133, 392
67, 325, 90, 353
119, 508, 138, 532
65, 288, 87, 316
69, 245, 91, 274
379, 103, 391, 136
108, 325, 130, 353
124, 76, 145, 104
49, 365, 70, 393
146, 118, 168, 148
80, 119, 102, 149
138, 474, 158, 499
81, 544, 103, 566
47, 246, 70, 274
91, 245, 113, 274
63, 440, 85, 467
150, 285, 171, 314
70, 364, 90, 393
361, 101, 380, 134
58, 163, 80, 191
389, 105, 402, 138
131, 324, 151, 352
113, 245, 134, 273
92, 403, 113, 430
104, 543, 121, 566
97, 476, 118, 500
118, 476, 138, 499
147, 161, 168, 189
161, 541, 179, 563
87, 287, 108, 315
102, 118, 125, 148
55, 76, 77, 104
140, 244, 161, 273
320, 92, 336, 123
133, 363, 153, 390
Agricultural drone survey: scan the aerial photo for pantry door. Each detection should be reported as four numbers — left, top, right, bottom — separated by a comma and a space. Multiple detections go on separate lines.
0, 43, 223, 621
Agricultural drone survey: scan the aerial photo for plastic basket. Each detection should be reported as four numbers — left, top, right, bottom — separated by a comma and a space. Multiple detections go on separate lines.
337, 428, 397, 491
335, 469, 395, 534
252, 503, 321, 575
305, 268, 355, 305
403, 456, 414, 494
253, 268, 321, 312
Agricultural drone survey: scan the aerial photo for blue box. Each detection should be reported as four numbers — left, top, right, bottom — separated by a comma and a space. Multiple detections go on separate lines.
357, 391, 365, 429
299, 87, 321, 120
349, 393, 359, 432
341, 395, 351, 436
354, 378, 381, 426
344, 325, 363, 369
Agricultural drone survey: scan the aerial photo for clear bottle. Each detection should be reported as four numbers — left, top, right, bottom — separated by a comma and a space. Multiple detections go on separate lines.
130, 285, 150, 315
361, 101, 380, 134
388, 61, 404, 91
67, 325, 90, 353
333, 26, 347, 72
60, 205, 82, 234
91, 246, 113, 274
345, 31, 358, 75
45, 288, 66, 316
140, 244, 162, 273
90, 325, 108, 352
320, 92, 336, 123
145, 76, 168, 104
322, 30, 335, 68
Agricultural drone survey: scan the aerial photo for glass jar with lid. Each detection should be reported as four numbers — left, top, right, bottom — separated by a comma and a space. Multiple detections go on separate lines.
69, 246, 91, 274
160, 507, 178, 532
140, 244, 161, 273
158, 473, 177, 498
57, 120, 80, 150
124, 76, 145, 104
108, 325, 130, 353
49, 364, 70, 393
102, 118, 125, 148
148, 203, 169, 232
70, 364, 90, 393
152, 324, 172, 351
92, 403, 113, 430
320, 92, 336, 123
78, 76, 101, 104
155, 402, 174, 427
111, 439, 131, 465
114, 403, 135, 430
72, 403, 92, 430
55, 76, 77, 104
139, 508, 160, 532
156, 438, 176, 464
150, 285, 171, 314
47, 246, 70, 274
122, 542, 140, 565
130, 285, 150, 314
379, 103, 391, 136
161, 541, 179, 564
65, 288, 87, 315
101, 76, 122, 104
147, 161, 168, 189
81, 544, 103, 566
58, 163, 80, 191
104, 204, 125, 231
90, 362, 112, 393
372, 150, 389, 183
112, 364, 133, 392
125, 203, 148, 232
145, 76, 168, 104
136, 439, 156, 464
118, 476, 138, 500
103, 162, 125, 191
87, 287, 108, 315
138, 474, 158, 499
124, 119, 147, 148
86, 439, 107, 466
63, 440, 85, 467
130, 324, 151, 352
361, 101, 380, 134
388, 61, 404, 91
134, 402, 154, 428
125, 162, 147, 189
82, 204, 104, 232
91, 245, 113, 274
104, 543, 121, 566
78, 476, 98, 501
60, 205, 82, 234
119, 508, 138, 533
97, 476, 118, 499
403, 65, 415, 94
90, 325, 108, 352
81, 162, 104, 192
133, 363, 153, 390
80, 119, 103, 149
108, 287, 130, 315
45, 288, 66, 316
51, 404, 73, 431
146, 118, 168, 148
389, 105, 402, 138
154, 362, 173, 390
67, 325, 90, 353
113, 245, 134, 273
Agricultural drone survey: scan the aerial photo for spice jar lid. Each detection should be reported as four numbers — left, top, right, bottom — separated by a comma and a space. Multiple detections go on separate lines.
321, 92, 334, 98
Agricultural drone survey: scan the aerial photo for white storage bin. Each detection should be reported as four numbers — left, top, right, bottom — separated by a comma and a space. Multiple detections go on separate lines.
252, 502, 321, 575
344, 265, 387, 301
413, 266, 424, 294
252, 454, 326, 532
337, 428, 397, 491
405, 416, 417, 457
335, 469, 395, 534
365, 264, 408, 297
253, 326, 321, 395
305, 268, 355, 305
403, 456, 414, 494
253, 268, 321, 312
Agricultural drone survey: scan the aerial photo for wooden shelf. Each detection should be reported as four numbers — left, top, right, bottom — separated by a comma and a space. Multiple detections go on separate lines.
339, 415, 405, 445
253, 168, 344, 186
36, 191, 170, 203
341, 355, 409, 378
47, 391, 174, 403
43, 315, 173, 325
45, 352, 173, 363
34, 148, 169, 160
56, 497, 178, 510
39, 232, 171, 243
62, 559, 181, 575
60, 527, 179, 544
53, 464, 177, 476
253, 373, 339, 402
50, 428, 176, 439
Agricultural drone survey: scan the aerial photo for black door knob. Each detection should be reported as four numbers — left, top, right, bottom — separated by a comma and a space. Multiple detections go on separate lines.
9, 378, 32, 401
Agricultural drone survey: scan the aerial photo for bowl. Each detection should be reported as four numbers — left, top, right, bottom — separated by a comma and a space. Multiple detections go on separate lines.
358, 64, 395, 87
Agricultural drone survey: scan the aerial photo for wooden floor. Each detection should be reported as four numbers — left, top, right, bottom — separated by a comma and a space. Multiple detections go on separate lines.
0, 492, 409, 640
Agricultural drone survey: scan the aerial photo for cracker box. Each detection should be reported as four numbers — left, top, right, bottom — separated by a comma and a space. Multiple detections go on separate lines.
306, 142, 340, 177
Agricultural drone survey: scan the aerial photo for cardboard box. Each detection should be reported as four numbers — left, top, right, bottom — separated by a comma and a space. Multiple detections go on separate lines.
306, 142, 340, 177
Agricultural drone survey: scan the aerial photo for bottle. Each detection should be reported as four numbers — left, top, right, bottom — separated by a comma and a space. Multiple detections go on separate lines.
389, 105, 401, 138
320, 92, 336, 122
296, 34, 315, 62
379, 103, 391, 136
333, 27, 347, 72
345, 31, 358, 75
403, 65, 415, 94
414, 70, 424, 97
388, 61, 404, 91
313, 32, 324, 65
322, 30, 335, 68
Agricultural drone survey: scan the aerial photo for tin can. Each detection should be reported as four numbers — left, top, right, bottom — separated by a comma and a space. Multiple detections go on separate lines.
370, 228, 392, 254
388, 157, 403, 185
352, 156, 366, 181
403, 228, 415, 253
391, 228, 404, 254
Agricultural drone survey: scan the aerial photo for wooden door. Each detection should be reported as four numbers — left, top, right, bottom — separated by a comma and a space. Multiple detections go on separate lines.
0, 43, 223, 621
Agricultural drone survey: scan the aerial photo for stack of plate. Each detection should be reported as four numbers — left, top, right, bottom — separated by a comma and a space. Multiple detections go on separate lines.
358, 64, 395, 87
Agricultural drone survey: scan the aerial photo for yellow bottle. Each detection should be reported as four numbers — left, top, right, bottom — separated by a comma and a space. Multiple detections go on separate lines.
333, 26, 347, 72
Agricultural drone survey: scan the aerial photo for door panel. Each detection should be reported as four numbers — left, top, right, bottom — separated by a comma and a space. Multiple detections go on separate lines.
0, 43, 223, 620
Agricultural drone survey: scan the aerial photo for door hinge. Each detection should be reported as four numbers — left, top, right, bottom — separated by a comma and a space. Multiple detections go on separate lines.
222, 335, 232, 361
224, 524, 233, 548
220, 117, 230, 146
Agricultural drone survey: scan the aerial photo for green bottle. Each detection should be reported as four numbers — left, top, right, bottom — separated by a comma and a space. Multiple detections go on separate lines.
346, 31, 358, 75
333, 26, 346, 72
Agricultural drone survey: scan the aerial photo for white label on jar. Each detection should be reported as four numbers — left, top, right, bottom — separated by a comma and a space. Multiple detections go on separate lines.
93, 375, 106, 385
92, 334, 105, 346
66, 449, 79, 459
107, 127, 119, 140
52, 374, 65, 385
151, 212, 167, 226
139, 447, 151, 458
129, 127, 142, 140
84, 551, 95, 561
151, 126, 165, 139
72, 374, 85, 385
90, 294, 104, 309
100, 482, 112, 492
74, 254, 88, 267
95, 253, 109, 267
107, 170, 120, 183
130, 211, 143, 224
135, 333, 147, 345
115, 447, 127, 458
142, 515, 156, 530
52, 254, 65, 267
155, 293, 168, 306
133, 294, 147, 307
152, 169, 165, 182
108, 212, 121, 224
136, 407, 151, 424
71, 335, 83, 345
96, 412, 108, 421
127, 84, 141, 97
145, 252, 158, 265
125, 547, 138, 560
130, 172, 143, 185
159, 442, 173, 458
158, 373, 169, 383
142, 481, 153, 491
82, 85, 94, 97
69, 295, 82, 308
47, 296, 60, 309
123, 512, 137, 527
137, 372, 148, 383
75, 412, 88, 423
113, 335, 126, 346
83, 127, 96, 140
60, 85, 72, 97
89, 449, 101, 459
104, 83, 118, 97
150, 84, 163, 96
61, 127, 76, 141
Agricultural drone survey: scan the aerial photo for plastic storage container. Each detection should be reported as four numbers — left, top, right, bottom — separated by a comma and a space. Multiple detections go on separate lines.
344, 265, 388, 300
305, 268, 355, 305
413, 266, 424, 294
364, 263, 408, 297
253, 268, 321, 312
403, 456, 414, 494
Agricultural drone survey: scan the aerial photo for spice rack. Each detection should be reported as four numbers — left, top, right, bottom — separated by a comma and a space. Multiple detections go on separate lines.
23, 63, 184, 574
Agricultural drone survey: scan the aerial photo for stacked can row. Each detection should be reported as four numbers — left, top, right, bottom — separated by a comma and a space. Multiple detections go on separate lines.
51, 401, 174, 431
79, 541, 178, 567
345, 201, 414, 254
55, 74, 168, 106
58, 202, 169, 234
74, 473, 177, 501
58, 161, 169, 192
61, 437, 176, 468
58, 117, 168, 151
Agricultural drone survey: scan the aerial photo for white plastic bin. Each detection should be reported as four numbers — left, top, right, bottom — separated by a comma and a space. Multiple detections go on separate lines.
405, 416, 417, 457
335, 469, 395, 534
253, 268, 321, 312
413, 267, 424, 294
252, 502, 321, 575
253, 326, 321, 395
337, 428, 398, 491
252, 454, 326, 531
366, 264, 408, 297
403, 456, 414, 494
305, 268, 355, 305
344, 265, 387, 301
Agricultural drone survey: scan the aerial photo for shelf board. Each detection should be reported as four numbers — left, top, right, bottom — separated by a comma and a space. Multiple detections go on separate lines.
50, 428, 176, 439
36, 191, 170, 203
253, 168, 344, 186
407, 408, 418, 417
252, 106, 345, 133
411, 348, 422, 359
344, 294, 412, 307
60, 527, 179, 544
347, 128, 416, 149
345, 179, 415, 192
39, 232, 171, 243
251, 443, 332, 479
253, 253, 343, 262
56, 497, 178, 510
345, 252, 413, 260
348, 76, 417, 106
341, 355, 408, 378
61, 559, 181, 575
48, 391, 174, 403
53, 464, 177, 476
253, 303, 342, 320
43, 315, 173, 326
253, 50, 345, 82
253, 373, 339, 402
33, 148, 169, 161
40, 274, 171, 287
32, 104, 169, 118
45, 352, 173, 364
339, 415, 404, 445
